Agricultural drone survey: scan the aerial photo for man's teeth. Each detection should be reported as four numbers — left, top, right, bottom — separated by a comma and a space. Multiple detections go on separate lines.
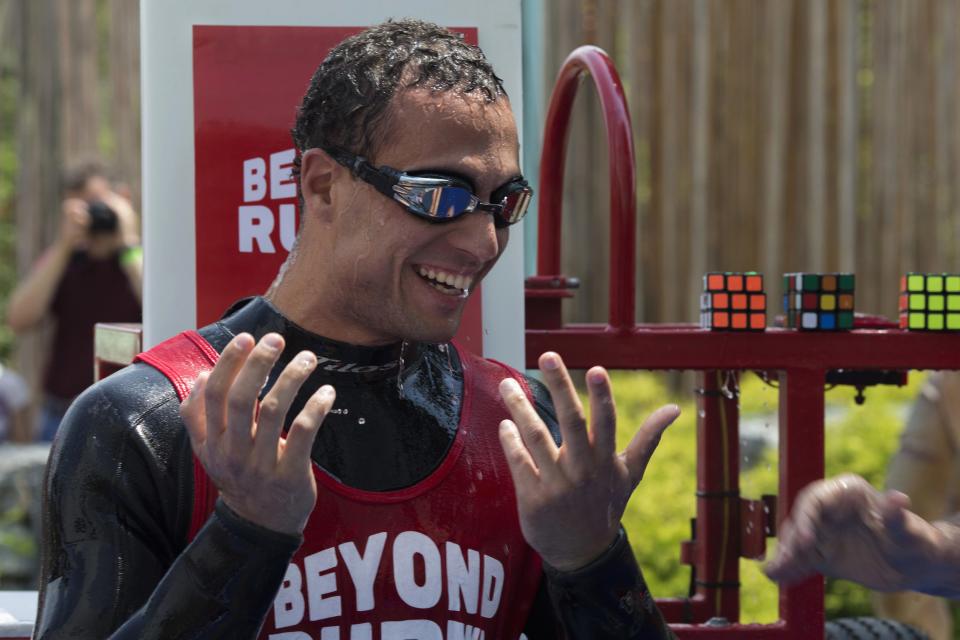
418, 267, 472, 291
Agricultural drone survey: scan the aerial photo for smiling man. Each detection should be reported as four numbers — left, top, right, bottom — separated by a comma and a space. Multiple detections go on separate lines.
35, 20, 679, 639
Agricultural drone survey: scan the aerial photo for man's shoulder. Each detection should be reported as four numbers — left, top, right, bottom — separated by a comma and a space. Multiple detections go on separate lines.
59, 321, 231, 441
60, 362, 182, 443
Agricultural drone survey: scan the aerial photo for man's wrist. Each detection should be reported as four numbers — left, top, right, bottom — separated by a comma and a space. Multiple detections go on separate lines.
922, 519, 960, 596
543, 529, 625, 577
52, 238, 75, 257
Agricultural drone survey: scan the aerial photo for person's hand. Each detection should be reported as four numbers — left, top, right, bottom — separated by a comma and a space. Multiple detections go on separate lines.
765, 474, 948, 592
100, 190, 140, 247
498, 351, 680, 571
57, 198, 90, 250
179, 332, 335, 535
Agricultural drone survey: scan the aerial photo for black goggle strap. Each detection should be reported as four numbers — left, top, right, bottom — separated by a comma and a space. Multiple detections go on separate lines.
326, 148, 400, 201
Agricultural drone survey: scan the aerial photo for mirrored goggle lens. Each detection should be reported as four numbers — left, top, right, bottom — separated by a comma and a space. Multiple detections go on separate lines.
418, 186, 476, 219
497, 187, 533, 226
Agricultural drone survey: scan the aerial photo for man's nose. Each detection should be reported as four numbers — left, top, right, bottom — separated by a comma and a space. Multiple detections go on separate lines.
447, 209, 502, 263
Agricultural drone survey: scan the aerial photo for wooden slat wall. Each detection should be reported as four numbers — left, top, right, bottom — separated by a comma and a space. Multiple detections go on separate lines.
9, 0, 960, 330
544, 0, 960, 324
10, 0, 141, 437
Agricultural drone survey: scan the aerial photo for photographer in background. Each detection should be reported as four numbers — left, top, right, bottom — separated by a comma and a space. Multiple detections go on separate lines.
6, 161, 142, 441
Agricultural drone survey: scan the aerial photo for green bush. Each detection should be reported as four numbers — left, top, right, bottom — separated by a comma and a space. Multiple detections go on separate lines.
597, 368, 926, 624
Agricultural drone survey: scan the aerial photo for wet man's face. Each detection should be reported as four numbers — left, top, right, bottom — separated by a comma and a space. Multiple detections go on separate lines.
317, 88, 520, 345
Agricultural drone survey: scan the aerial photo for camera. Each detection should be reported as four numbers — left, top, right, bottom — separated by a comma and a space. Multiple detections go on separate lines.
87, 201, 118, 234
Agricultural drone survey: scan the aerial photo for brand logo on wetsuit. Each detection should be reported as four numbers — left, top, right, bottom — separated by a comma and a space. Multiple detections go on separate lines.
315, 355, 398, 375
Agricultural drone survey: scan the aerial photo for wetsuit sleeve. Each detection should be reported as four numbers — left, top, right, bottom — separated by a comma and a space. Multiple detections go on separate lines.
34, 365, 301, 640
522, 374, 676, 639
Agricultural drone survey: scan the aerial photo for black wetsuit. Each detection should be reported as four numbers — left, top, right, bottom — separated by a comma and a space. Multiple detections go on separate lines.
35, 297, 675, 639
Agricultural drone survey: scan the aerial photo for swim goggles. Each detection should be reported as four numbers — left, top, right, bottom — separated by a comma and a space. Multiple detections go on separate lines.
324, 147, 533, 228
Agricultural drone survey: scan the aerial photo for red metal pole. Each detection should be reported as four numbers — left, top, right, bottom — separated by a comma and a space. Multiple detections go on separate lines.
537, 45, 636, 330
778, 369, 826, 638
694, 371, 742, 622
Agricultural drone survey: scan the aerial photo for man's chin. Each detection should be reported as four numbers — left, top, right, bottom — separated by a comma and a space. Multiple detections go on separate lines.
403, 311, 463, 345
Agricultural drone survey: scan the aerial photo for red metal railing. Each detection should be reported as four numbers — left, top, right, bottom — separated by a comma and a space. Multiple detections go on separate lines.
526, 45, 960, 639
534, 45, 636, 331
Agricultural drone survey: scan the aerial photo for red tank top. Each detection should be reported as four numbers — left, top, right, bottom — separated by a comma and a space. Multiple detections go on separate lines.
136, 331, 543, 640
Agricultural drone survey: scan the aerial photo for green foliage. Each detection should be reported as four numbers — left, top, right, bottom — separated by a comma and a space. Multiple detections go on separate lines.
602, 369, 927, 624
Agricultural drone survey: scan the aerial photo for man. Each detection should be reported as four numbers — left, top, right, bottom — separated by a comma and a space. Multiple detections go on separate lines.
36, 20, 680, 639
868, 372, 960, 640
6, 162, 142, 440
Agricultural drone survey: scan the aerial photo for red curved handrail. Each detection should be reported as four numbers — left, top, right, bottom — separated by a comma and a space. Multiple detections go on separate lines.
537, 45, 636, 331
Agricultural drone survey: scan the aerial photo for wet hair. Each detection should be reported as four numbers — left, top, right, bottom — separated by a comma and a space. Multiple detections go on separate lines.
290, 18, 507, 178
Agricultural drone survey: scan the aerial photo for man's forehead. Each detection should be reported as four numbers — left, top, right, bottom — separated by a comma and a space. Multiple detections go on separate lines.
375, 87, 520, 179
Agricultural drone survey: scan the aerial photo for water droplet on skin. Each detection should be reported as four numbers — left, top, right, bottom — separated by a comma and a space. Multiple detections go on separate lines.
763, 505, 770, 514
396, 340, 408, 398
698, 408, 706, 418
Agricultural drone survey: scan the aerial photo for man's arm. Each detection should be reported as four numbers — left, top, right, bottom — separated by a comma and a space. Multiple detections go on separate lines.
34, 362, 304, 639
6, 199, 87, 332
520, 370, 677, 639
765, 473, 960, 598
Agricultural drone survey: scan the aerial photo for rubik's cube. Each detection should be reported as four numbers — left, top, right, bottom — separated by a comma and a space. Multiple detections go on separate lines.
700, 272, 766, 331
783, 273, 855, 330
899, 273, 960, 331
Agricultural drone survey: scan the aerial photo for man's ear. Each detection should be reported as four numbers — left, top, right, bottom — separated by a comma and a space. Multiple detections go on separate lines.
300, 149, 337, 211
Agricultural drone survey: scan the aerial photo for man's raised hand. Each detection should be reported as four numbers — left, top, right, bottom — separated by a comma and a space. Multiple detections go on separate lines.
765, 474, 954, 594
180, 332, 334, 536
498, 351, 680, 572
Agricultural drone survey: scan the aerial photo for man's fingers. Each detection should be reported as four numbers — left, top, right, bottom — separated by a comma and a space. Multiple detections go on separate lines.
880, 490, 915, 545
585, 366, 616, 462
497, 419, 539, 490
538, 353, 590, 465
765, 507, 830, 585
766, 478, 873, 584
765, 545, 819, 584
499, 377, 559, 475
765, 508, 821, 584
203, 333, 256, 446
252, 350, 318, 470
223, 333, 285, 456
281, 385, 335, 469
621, 404, 680, 486
180, 372, 209, 453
